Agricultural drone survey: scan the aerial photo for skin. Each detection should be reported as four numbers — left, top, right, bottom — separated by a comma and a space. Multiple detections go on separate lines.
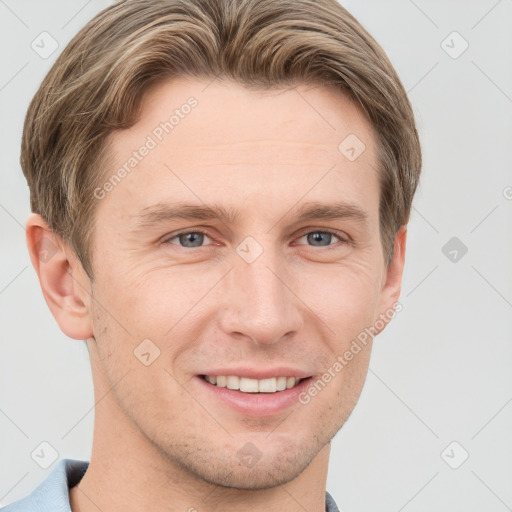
26, 77, 406, 512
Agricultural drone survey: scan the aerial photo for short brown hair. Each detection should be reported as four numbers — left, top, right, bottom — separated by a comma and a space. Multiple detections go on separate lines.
21, 0, 421, 280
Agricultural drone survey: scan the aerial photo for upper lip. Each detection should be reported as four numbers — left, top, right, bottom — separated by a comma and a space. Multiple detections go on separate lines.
199, 367, 313, 380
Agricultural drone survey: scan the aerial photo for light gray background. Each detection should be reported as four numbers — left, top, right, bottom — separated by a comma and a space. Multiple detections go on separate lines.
1, 1, 511, 510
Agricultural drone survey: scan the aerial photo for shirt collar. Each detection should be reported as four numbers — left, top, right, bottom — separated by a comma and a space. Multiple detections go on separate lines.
2, 459, 340, 512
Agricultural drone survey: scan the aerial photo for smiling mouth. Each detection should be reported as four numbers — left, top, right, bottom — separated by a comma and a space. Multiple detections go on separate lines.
200, 375, 309, 393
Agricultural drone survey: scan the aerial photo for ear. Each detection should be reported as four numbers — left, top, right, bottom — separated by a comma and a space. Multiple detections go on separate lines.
25, 213, 94, 341
374, 225, 407, 334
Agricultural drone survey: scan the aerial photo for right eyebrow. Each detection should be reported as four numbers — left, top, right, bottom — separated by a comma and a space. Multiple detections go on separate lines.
133, 202, 239, 230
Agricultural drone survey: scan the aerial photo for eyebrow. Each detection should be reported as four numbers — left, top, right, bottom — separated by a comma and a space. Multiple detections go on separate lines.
133, 200, 368, 230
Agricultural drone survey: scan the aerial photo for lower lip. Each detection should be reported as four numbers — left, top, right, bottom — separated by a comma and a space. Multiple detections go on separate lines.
194, 375, 313, 417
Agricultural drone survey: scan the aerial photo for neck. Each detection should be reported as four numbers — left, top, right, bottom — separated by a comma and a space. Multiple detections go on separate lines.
70, 427, 330, 512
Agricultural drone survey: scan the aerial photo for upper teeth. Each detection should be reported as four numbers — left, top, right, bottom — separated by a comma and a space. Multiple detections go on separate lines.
205, 375, 301, 393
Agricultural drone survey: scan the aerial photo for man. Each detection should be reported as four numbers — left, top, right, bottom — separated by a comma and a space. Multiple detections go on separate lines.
2, 0, 421, 510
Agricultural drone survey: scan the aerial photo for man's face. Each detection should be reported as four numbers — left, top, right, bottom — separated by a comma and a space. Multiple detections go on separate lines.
82, 77, 402, 489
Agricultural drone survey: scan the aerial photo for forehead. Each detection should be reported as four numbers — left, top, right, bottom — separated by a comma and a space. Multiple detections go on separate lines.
136, 77, 374, 149
98, 77, 379, 226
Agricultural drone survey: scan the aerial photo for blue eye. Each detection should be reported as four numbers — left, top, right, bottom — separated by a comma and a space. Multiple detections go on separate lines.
296, 231, 345, 247
165, 230, 212, 248
163, 229, 348, 249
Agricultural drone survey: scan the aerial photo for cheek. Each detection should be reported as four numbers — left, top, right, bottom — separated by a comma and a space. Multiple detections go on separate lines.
89, 294, 185, 410
295, 261, 382, 333
90, 265, 212, 380
92, 261, 190, 331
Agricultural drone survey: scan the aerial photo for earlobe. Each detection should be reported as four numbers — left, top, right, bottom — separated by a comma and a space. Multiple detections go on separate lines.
25, 213, 94, 341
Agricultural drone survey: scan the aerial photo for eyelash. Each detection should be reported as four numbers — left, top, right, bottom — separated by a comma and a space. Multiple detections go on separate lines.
162, 228, 351, 249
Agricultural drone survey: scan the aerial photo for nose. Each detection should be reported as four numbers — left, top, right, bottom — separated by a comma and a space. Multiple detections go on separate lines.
218, 246, 303, 346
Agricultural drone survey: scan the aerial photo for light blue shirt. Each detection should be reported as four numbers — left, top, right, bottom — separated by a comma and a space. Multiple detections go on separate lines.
1, 459, 340, 511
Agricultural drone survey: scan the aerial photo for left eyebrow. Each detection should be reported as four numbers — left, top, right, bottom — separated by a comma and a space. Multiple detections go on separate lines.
293, 201, 368, 225
131, 199, 369, 231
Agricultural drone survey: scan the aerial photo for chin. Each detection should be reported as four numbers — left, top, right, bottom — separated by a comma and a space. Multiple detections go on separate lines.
172, 435, 323, 491
197, 457, 310, 490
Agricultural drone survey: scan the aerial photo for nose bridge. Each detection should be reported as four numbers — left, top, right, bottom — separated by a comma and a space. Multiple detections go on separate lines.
221, 239, 302, 345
